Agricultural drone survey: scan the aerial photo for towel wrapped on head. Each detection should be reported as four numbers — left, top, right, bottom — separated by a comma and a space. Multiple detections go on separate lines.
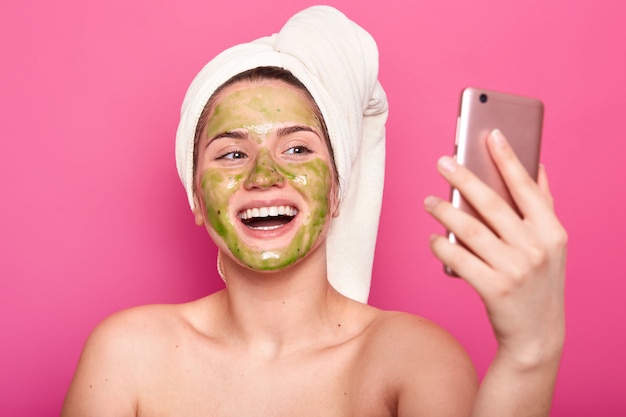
176, 5, 388, 303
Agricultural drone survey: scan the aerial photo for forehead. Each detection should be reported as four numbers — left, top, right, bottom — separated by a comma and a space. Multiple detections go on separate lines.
202, 79, 323, 140
210, 79, 317, 118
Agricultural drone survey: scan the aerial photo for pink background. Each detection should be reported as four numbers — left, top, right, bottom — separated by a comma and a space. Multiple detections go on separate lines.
1, 0, 625, 414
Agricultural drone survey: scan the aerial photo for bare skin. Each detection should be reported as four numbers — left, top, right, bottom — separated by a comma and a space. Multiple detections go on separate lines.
61, 288, 477, 416
62, 81, 565, 417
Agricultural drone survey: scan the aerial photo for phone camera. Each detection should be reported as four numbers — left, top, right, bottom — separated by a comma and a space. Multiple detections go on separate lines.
479, 93, 488, 103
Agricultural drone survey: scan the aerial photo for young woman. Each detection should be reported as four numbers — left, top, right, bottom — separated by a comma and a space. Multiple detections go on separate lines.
62, 6, 566, 417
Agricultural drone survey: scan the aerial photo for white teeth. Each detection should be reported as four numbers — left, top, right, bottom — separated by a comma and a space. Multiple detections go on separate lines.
239, 205, 298, 220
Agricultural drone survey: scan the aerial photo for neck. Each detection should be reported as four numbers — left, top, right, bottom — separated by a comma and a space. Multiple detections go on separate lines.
215, 242, 349, 357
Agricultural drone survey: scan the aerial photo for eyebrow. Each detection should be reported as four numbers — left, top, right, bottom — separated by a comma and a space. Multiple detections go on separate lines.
209, 130, 248, 142
275, 125, 321, 140
205, 130, 248, 149
209, 125, 320, 143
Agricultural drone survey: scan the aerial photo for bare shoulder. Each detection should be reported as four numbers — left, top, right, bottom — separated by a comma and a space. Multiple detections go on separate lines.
90, 302, 193, 343
78, 302, 194, 365
365, 310, 470, 359
362, 310, 478, 417
61, 301, 198, 416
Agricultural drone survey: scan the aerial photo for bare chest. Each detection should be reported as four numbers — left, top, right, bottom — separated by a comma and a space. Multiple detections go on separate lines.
138, 341, 395, 417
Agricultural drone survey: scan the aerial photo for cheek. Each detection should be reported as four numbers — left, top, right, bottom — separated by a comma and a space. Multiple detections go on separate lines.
282, 160, 333, 210
199, 170, 243, 234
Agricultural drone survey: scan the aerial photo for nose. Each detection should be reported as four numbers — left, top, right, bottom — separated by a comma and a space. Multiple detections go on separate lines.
243, 149, 285, 190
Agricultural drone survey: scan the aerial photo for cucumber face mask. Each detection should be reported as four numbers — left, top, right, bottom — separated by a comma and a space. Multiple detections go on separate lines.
194, 82, 337, 271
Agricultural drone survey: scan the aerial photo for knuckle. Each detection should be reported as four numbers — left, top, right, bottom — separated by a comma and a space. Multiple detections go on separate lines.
460, 220, 485, 241
498, 256, 530, 288
490, 276, 517, 298
508, 264, 527, 285
525, 242, 548, 268
481, 193, 506, 214
533, 224, 568, 257
552, 226, 569, 249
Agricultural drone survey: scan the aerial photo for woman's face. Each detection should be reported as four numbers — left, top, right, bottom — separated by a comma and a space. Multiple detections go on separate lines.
193, 79, 338, 271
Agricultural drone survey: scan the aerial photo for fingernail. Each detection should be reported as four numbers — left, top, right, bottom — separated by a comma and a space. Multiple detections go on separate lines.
491, 129, 507, 147
424, 195, 440, 210
438, 156, 457, 173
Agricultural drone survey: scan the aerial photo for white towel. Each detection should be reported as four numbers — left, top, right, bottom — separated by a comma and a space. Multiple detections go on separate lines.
175, 5, 388, 303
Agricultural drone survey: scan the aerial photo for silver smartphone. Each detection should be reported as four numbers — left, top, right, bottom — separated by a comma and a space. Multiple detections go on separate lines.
445, 87, 544, 276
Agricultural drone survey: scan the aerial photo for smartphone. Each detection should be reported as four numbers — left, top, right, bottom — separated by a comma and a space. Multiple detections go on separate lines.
445, 87, 544, 276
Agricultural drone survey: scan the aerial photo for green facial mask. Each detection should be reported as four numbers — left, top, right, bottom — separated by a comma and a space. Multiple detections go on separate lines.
197, 83, 335, 271
200, 156, 332, 270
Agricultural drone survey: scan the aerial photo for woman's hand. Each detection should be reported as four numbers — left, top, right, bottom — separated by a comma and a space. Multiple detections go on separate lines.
424, 129, 567, 369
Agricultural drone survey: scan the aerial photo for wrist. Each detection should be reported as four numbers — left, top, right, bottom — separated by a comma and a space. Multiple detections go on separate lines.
496, 336, 565, 372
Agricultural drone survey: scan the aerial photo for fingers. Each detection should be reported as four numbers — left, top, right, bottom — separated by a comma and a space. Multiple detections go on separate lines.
435, 155, 529, 247
424, 195, 516, 273
486, 130, 552, 220
426, 129, 567, 285
486, 130, 565, 243
428, 232, 495, 295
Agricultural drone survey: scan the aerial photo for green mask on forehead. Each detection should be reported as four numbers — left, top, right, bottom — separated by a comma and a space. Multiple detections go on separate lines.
205, 85, 322, 142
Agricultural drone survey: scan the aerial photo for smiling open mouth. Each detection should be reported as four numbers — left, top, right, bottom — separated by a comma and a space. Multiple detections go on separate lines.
238, 205, 298, 230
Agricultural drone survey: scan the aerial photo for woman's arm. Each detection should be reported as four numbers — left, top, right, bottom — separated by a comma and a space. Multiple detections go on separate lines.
424, 129, 567, 417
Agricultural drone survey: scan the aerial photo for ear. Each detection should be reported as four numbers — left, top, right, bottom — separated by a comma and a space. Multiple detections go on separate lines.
192, 193, 205, 226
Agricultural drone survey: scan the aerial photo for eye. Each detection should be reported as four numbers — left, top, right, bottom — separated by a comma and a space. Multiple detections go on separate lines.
284, 145, 313, 156
218, 150, 248, 160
